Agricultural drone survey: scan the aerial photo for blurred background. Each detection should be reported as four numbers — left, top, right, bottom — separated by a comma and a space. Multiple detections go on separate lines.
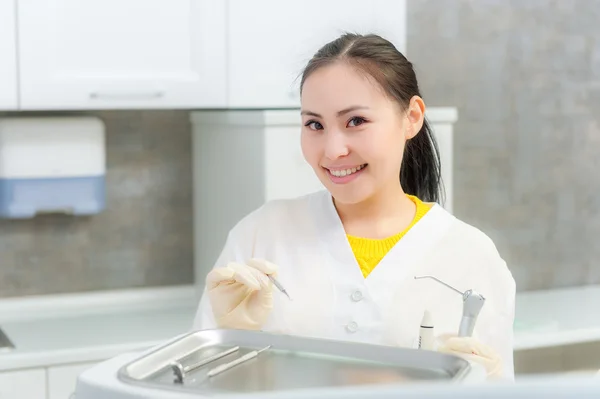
0, 1, 599, 397
410, 0, 600, 292
2, 0, 598, 297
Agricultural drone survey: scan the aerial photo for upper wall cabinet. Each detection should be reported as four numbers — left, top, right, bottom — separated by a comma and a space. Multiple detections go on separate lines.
226, 0, 407, 109
0, 0, 18, 110
3, 0, 407, 111
17, 0, 227, 110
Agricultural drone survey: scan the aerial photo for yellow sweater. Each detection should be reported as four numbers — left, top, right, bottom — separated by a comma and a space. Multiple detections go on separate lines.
347, 195, 431, 278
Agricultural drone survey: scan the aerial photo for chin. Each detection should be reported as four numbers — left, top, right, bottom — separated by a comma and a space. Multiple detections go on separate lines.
327, 186, 373, 206
315, 172, 373, 205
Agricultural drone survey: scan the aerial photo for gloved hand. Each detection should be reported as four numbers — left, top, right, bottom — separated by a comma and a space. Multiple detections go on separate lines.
436, 334, 503, 379
206, 258, 278, 330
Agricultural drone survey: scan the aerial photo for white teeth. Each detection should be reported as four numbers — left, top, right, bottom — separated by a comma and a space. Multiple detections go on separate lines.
329, 164, 365, 177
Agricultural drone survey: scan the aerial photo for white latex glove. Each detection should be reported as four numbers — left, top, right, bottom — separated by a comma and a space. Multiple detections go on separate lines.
206, 258, 278, 330
436, 334, 503, 379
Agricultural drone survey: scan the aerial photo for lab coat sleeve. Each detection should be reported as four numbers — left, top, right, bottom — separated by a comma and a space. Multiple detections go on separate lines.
432, 219, 517, 381
497, 260, 516, 381
465, 225, 517, 381
191, 210, 261, 331
192, 229, 249, 331
483, 256, 517, 381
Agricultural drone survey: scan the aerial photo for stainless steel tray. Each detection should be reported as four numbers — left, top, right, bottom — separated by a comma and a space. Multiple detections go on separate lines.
117, 329, 472, 396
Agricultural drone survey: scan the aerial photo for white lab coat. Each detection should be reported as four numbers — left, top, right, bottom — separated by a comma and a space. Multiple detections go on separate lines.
193, 190, 516, 380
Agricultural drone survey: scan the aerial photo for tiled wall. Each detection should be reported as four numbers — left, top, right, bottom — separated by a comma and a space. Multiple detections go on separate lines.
408, 0, 600, 291
0, 111, 194, 297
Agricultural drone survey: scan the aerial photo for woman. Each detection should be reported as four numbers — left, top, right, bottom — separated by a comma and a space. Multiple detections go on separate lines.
193, 33, 516, 381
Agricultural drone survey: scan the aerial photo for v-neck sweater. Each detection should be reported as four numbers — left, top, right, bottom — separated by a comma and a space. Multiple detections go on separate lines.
346, 195, 432, 278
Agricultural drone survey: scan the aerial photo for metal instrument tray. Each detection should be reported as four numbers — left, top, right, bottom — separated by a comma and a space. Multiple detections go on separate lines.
117, 329, 472, 396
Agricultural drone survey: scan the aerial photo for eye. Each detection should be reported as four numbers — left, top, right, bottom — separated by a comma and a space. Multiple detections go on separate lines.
304, 120, 324, 131
347, 116, 367, 127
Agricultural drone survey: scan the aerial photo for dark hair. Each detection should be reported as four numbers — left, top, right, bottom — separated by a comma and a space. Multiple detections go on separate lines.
299, 33, 444, 204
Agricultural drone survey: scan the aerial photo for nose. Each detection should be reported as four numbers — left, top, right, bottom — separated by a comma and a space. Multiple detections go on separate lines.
324, 129, 349, 160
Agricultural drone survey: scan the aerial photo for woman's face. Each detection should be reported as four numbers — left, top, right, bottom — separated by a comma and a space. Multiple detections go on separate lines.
300, 62, 424, 205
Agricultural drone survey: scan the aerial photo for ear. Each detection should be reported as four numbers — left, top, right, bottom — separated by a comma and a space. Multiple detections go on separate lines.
404, 96, 426, 140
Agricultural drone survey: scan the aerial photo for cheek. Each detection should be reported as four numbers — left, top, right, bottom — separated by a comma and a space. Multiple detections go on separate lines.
362, 134, 405, 178
364, 131, 405, 163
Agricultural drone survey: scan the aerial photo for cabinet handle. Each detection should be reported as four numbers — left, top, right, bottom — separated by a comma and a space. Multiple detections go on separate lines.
89, 91, 165, 100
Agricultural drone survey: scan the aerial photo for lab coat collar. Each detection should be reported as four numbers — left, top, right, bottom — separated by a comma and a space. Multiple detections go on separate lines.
309, 190, 456, 292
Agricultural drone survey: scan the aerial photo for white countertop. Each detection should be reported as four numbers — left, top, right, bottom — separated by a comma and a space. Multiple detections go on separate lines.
513, 284, 600, 351
0, 286, 199, 371
1, 283, 600, 372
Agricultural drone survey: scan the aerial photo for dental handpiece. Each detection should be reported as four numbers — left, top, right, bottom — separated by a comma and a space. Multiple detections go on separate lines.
457, 288, 486, 337
414, 275, 486, 337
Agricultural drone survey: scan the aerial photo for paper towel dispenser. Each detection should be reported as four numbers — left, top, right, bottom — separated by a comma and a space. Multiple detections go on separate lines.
0, 116, 106, 218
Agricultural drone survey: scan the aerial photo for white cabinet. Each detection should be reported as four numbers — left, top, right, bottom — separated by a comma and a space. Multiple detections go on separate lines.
5, 0, 408, 110
0, 369, 46, 399
47, 362, 97, 399
262, 115, 323, 202
191, 110, 324, 286
0, 0, 18, 110
226, 0, 407, 108
0, 363, 96, 399
427, 108, 457, 214
17, 0, 227, 110
0, 362, 103, 399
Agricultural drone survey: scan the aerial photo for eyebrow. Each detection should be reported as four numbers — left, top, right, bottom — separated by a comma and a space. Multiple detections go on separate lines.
300, 106, 370, 118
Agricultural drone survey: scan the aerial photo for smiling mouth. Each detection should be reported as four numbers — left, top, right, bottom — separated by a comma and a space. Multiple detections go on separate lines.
325, 164, 368, 177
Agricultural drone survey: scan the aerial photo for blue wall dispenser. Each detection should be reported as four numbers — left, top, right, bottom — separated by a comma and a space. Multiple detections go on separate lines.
0, 116, 106, 218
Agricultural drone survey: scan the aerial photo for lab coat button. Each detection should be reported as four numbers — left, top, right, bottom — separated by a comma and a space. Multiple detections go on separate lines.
351, 290, 363, 302
346, 321, 359, 333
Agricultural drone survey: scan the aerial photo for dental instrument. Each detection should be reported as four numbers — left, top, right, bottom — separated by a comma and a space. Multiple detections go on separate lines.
170, 346, 240, 383
414, 275, 486, 337
418, 310, 435, 350
207, 345, 272, 378
268, 275, 292, 300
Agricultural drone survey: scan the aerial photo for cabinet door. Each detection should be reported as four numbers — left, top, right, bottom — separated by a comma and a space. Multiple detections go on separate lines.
0, 0, 18, 110
227, 0, 407, 108
47, 362, 97, 399
0, 369, 46, 399
17, 0, 227, 110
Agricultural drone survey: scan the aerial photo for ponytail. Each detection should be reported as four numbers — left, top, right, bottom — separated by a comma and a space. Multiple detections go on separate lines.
400, 119, 444, 204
